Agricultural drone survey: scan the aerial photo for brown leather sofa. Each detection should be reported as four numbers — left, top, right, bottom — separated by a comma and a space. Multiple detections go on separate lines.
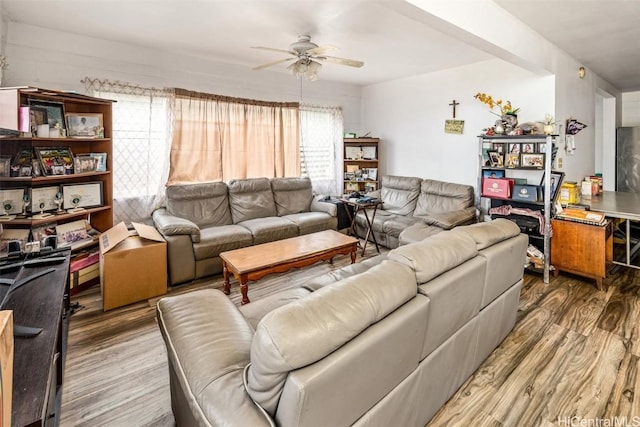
152, 177, 338, 285
156, 219, 527, 426
354, 175, 477, 249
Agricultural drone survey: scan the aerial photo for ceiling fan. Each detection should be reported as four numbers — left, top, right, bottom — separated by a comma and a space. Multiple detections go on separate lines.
252, 35, 364, 81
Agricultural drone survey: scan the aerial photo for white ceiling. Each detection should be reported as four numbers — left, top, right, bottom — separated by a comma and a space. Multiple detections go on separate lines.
3, 0, 639, 91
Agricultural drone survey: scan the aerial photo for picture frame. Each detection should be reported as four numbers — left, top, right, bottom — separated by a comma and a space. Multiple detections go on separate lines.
34, 146, 74, 176
55, 219, 90, 247
0, 155, 11, 177
521, 143, 535, 154
488, 151, 503, 167
0, 188, 26, 215
0, 228, 30, 254
31, 221, 58, 244
27, 99, 66, 130
492, 143, 504, 153
539, 171, 565, 202
29, 107, 49, 134
521, 153, 545, 168
508, 143, 520, 154
12, 149, 32, 169
74, 155, 98, 174
65, 113, 104, 138
505, 153, 520, 168
345, 146, 361, 160
483, 170, 505, 178
539, 143, 546, 153
30, 186, 61, 213
366, 167, 378, 181
61, 181, 103, 209
90, 152, 108, 172
362, 146, 377, 160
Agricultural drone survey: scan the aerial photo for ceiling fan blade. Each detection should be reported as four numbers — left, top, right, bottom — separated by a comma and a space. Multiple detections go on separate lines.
253, 57, 296, 70
251, 46, 296, 55
306, 45, 338, 56
320, 56, 364, 68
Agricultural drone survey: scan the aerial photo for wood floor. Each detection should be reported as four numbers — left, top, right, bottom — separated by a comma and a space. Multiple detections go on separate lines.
60, 248, 640, 426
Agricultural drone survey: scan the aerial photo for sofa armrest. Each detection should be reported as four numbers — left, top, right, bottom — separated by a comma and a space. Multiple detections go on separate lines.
310, 196, 337, 216
419, 206, 476, 230
152, 208, 201, 243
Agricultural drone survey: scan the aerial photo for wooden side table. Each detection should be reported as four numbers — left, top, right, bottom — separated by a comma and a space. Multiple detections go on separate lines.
551, 218, 613, 290
340, 198, 383, 255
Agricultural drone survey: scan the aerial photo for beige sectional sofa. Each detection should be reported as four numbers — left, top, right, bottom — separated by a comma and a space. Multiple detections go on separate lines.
156, 219, 527, 426
152, 177, 338, 285
355, 175, 476, 248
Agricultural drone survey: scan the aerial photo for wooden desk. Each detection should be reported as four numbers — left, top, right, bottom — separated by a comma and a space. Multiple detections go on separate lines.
1, 250, 70, 426
551, 219, 613, 290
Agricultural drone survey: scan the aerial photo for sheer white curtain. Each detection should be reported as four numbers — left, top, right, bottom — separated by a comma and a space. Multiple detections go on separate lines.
300, 104, 343, 196
83, 78, 172, 223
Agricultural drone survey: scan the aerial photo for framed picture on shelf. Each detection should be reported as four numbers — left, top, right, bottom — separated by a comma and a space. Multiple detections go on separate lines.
29, 107, 49, 134
0, 188, 26, 215
508, 143, 520, 154
539, 143, 547, 153
66, 113, 104, 138
483, 170, 505, 178
90, 152, 108, 172
28, 99, 66, 130
61, 181, 103, 210
521, 153, 545, 168
366, 167, 378, 181
74, 155, 98, 174
539, 171, 565, 202
34, 146, 74, 176
0, 156, 11, 177
505, 153, 520, 168
30, 186, 60, 213
488, 151, 503, 167
31, 222, 58, 244
521, 143, 535, 154
492, 143, 504, 153
345, 146, 361, 160
11, 149, 33, 177
362, 146, 377, 159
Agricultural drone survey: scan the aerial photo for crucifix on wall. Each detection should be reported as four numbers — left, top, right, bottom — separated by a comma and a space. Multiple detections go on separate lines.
444, 99, 465, 135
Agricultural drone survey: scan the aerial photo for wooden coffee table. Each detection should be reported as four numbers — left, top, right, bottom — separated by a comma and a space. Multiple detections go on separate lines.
220, 230, 358, 304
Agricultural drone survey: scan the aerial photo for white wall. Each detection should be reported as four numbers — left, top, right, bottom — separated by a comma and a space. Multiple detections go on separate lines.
622, 92, 640, 126
3, 22, 362, 132
361, 58, 554, 187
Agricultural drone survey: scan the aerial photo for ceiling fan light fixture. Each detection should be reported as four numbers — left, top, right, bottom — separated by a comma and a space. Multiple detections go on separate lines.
290, 59, 322, 81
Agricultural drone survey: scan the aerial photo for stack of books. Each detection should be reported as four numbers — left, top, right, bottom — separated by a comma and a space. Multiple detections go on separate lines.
555, 208, 606, 226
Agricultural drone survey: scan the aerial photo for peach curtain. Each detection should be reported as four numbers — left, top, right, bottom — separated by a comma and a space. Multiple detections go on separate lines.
168, 89, 300, 184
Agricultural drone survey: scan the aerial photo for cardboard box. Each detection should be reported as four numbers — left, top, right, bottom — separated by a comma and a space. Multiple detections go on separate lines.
482, 177, 514, 199
99, 222, 167, 311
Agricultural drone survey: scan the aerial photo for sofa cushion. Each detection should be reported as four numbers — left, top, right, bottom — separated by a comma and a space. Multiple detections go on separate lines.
238, 217, 298, 245
388, 230, 478, 284
398, 223, 444, 246
166, 181, 233, 228
270, 177, 313, 216
354, 209, 394, 234
303, 254, 388, 291
413, 179, 474, 217
381, 215, 424, 238
246, 260, 417, 416
193, 224, 254, 261
380, 175, 422, 215
228, 178, 277, 224
281, 211, 333, 235
239, 287, 313, 331
454, 218, 521, 250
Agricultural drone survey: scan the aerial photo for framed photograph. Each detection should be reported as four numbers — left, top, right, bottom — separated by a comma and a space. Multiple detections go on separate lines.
540, 171, 565, 202
0, 188, 26, 215
508, 143, 520, 154
0, 155, 11, 177
29, 107, 49, 134
66, 113, 104, 138
488, 151, 503, 167
539, 143, 547, 153
505, 153, 520, 168
28, 99, 66, 130
61, 181, 103, 209
521, 153, 545, 168
345, 146, 360, 160
74, 155, 98, 173
34, 146, 74, 176
0, 228, 30, 254
521, 143, 535, 154
366, 167, 378, 181
90, 152, 108, 172
55, 219, 90, 247
492, 143, 504, 153
30, 186, 61, 213
483, 170, 505, 178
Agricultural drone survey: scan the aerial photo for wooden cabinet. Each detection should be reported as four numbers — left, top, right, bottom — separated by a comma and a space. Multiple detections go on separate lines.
551, 218, 613, 290
0, 87, 114, 239
477, 135, 557, 283
343, 137, 379, 195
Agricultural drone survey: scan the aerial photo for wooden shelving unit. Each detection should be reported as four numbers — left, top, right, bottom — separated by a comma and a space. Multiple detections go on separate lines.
343, 137, 379, 195
0, 86, 114, 236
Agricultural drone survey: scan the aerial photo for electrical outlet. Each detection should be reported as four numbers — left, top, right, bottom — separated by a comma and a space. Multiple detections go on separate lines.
557, 157, 563, 169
